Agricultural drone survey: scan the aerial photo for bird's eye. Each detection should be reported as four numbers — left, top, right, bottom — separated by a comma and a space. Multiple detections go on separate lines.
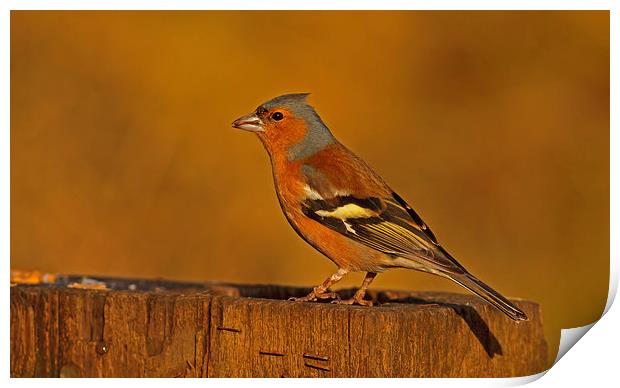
271, 112, 284, 121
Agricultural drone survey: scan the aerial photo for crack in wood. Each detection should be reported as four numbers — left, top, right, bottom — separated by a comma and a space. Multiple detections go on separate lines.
216, 326, 241, 333
259, 351, 286, 357
302, 353, 329, 361
304, 362, 331, 372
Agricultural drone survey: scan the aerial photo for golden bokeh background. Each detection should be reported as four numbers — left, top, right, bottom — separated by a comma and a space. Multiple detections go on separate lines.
11, 11, 609, 366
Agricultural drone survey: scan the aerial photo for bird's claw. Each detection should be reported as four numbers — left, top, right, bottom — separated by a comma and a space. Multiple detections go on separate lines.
288, 289, 340, 302
316, 291, 340, 300
331, 296, 373, 307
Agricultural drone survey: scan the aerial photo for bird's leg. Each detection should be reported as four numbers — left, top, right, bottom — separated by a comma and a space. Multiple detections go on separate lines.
289, 268, 348, 302
332, 272, 377, 306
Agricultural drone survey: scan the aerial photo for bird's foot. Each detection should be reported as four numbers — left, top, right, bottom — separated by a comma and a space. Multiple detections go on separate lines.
288, 288, 340, 302
331, 295, 373, 307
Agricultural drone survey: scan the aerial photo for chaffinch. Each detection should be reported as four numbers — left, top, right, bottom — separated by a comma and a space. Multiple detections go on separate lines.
232, 93, 527, 321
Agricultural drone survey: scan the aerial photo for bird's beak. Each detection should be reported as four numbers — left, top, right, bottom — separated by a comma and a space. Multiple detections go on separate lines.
232, 112, 264, 132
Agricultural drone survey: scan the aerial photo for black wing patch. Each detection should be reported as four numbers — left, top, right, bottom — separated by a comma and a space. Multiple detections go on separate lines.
302, 194, 437, 257
302, 195, 384, 214
301, 192, 466, 273
390, 192, 438, 244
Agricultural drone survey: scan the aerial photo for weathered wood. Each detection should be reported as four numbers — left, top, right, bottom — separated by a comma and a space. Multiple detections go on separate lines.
10, 274, 548, 377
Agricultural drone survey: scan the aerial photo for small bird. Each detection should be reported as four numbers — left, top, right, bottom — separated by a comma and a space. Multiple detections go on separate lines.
232, 93, 527, 321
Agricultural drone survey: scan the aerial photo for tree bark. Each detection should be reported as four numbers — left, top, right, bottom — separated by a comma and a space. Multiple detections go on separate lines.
10, 274, 548, 377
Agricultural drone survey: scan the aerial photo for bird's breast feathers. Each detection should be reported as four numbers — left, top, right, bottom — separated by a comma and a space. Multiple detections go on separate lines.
272, 143, 465, 274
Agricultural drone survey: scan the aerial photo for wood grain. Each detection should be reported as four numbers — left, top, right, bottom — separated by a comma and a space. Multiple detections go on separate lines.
10, 275, 548, 377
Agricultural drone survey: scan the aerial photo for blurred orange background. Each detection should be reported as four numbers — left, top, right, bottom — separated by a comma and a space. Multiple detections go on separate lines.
11, 11, 609, 365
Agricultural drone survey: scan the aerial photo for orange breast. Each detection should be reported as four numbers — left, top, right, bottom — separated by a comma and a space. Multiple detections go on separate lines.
269, 152, 391, 272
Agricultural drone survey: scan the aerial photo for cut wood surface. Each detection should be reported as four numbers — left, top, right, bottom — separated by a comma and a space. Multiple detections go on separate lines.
10, 274, 548, 377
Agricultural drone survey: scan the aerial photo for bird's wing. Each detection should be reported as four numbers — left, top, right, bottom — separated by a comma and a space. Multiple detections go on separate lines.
298, 144, 466, 274
301, 188, 466, 274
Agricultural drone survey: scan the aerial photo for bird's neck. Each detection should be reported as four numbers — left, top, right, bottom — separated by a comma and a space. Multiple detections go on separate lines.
258, 130, 336, 166
285, 127, 336, 161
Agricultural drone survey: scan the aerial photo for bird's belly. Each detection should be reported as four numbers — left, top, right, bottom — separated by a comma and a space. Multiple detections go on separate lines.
271, 163, 391, 272
284, 207, 392, 272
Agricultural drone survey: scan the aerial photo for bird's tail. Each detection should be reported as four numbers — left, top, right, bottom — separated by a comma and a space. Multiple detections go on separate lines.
449, 272, 528, 321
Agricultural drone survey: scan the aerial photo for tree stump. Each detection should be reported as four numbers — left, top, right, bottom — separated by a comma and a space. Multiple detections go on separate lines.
10, 274, 548, 377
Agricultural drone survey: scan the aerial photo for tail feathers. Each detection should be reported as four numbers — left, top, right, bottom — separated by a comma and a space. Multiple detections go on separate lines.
451, 273, 528, 321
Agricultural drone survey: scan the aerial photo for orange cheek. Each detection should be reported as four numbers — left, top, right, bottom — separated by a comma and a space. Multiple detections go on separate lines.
261, 116, 308, 155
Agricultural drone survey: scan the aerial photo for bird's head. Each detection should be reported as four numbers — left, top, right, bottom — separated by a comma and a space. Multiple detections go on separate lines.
232, 93, 335, 160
